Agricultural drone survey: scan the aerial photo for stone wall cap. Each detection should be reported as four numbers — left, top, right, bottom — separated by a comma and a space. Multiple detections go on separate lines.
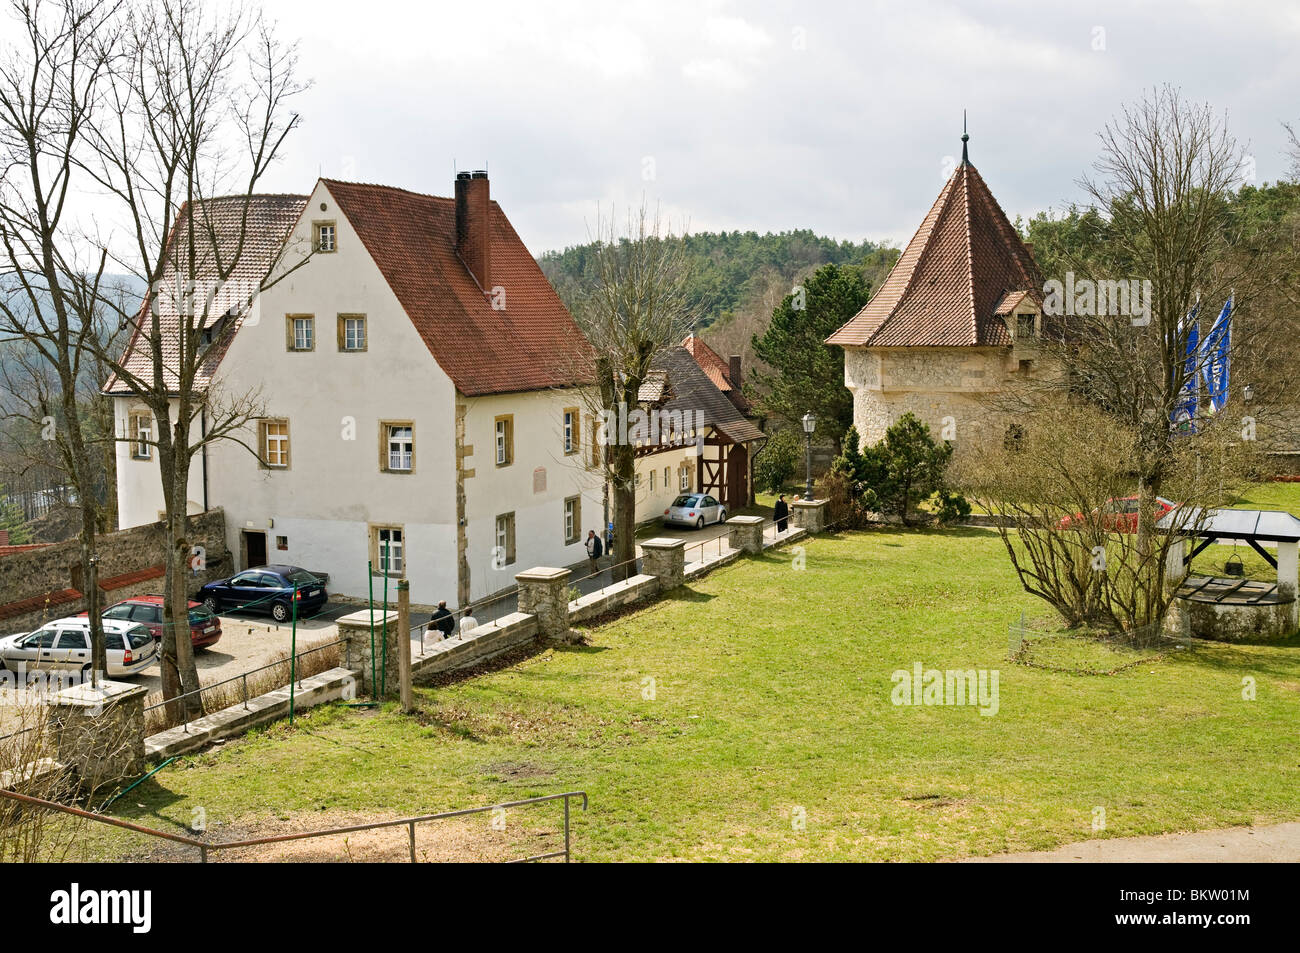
336, 609, 400, 626
49, 679, 148, 707
514, 566, 571, 582
641, 537, 687, 549
792, 498, 829, 508
726, 515, 765, 525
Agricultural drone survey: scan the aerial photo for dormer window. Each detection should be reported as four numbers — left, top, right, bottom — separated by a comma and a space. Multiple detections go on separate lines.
1016, 312, 1038, 339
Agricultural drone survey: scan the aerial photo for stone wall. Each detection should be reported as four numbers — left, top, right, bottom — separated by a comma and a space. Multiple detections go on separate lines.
844, 346, 1047, 447
412, 612, 539, 677
0, 509, 231, 632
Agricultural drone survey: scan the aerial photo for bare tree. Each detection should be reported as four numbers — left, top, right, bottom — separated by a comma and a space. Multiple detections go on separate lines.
569, 203, 698, 581
962, 86, 1298, 630
0, 0, 123, 681
75, 0, 308, 717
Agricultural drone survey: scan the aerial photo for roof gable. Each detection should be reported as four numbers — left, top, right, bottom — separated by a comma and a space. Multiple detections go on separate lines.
320, 180, 594, 396
827, 163, 1040, 349
105, 194, 308, 395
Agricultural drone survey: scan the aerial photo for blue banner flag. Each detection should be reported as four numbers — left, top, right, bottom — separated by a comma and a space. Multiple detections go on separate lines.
1172, 305, 1199, 433
1200, 295, 1232, 414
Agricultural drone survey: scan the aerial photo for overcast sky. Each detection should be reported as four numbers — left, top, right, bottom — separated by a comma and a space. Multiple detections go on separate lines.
30, 0, 1300, 257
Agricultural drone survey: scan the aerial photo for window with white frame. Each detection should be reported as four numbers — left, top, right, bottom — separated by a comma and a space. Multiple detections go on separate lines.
679, 463, 690, 491
129, 412, 153, 460
340, 314, 366, 351
372, 525, 403, 575
287, 315, 314, 351
495, 415, 513, 466
564, 496, 580, 544
386, 424, 413, 471
314, 221, 336, 253
495, 512, 516, 565
259, 419, 290, 468
663, 466, 669, 488
650, 468, 656, 492
563, 408, 578, 455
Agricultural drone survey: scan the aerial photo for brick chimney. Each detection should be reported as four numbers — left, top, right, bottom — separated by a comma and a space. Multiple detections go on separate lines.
728, 354, 742, 390
455, 170, 491, 291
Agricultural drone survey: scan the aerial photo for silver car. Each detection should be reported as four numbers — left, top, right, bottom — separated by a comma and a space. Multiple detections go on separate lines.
663, 493, 727, 529
0, 617, 158, 678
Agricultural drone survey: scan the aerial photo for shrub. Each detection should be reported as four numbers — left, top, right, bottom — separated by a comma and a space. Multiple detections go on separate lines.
754, 429, 802, 494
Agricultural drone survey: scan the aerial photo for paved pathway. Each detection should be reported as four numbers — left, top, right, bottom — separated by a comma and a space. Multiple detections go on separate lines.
966, 823, 1300, 862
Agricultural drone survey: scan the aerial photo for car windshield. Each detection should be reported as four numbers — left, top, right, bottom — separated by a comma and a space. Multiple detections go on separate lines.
284, 569, 320, 585
672, 496, 698, 507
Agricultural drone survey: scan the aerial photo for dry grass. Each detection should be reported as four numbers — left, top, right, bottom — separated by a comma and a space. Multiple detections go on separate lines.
143, 640, 341, 736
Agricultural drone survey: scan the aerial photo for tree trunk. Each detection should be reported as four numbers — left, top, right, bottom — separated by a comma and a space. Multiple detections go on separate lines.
612, 442, 636, 582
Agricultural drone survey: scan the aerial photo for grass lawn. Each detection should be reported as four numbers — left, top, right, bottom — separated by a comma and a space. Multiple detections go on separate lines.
84, 524, 1300, 862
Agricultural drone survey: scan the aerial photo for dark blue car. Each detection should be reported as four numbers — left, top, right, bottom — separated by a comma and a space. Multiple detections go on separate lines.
197, 564, 329, 622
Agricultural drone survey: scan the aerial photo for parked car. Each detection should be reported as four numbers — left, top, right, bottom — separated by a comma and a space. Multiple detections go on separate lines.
1057, 496, 1178, 533
0, 616, 158, 678
197, 565, 328, 622
663, 493, 727, 529
83, 595, 222, 651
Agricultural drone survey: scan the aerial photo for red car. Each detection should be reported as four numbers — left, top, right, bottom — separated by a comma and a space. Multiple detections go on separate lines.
81, 595, 223, 650
1058, 496, 1178, 533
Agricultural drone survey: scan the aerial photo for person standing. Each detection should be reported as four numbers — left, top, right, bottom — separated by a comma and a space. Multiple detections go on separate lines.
585, 528, 604, 573
774, 494, 789, 533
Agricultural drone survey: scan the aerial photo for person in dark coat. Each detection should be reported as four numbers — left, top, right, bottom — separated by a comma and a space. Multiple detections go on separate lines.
585, 529, 604, 573
430, 600, 455, 639
774, 494, 789, 532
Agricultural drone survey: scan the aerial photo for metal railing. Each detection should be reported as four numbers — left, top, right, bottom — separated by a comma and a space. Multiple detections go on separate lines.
142, 638, 346, 732
0, 786, 588, 862
409, 585, 522, 657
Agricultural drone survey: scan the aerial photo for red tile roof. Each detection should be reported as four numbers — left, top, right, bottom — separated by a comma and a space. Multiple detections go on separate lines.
682, 333, 734, 391
105, 195, 309, 395
827, 163, 1040, 349
321, 180, 595, 396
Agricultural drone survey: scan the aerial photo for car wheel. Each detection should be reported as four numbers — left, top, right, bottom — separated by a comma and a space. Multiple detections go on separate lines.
718, 509, 726, 524
80, 663, 92, 679
695, 516, 704, 529
271, 602, 290, 623
203, 595, 220, 613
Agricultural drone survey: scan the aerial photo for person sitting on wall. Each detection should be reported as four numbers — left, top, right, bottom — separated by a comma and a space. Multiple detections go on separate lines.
459, 604, 479, 639
430, 600, 455, 641
774, 494, 789, 533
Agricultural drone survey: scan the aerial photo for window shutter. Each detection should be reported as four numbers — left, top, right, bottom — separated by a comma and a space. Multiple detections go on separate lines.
507, 514, 516, 565
573, 496, 581, 543
129, 414, 139, 451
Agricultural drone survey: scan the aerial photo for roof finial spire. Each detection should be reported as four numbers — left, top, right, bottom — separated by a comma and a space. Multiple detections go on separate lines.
961, 110, 969, 167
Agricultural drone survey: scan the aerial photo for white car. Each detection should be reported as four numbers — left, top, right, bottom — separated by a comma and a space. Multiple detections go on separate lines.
663, 493, 727, 529
0, 617, 158, 678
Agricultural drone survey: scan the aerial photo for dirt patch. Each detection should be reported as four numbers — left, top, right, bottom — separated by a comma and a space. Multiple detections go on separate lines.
479, 760, 555, 781
121, 809, 565, 863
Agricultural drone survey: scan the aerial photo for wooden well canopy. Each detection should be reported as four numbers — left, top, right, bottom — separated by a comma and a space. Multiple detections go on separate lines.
1157, 507, 1300, 607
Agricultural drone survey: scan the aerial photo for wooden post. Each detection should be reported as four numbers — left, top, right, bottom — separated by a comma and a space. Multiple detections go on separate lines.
396, 579, 413, 712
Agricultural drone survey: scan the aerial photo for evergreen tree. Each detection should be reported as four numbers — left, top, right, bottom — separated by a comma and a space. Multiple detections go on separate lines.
749, 263, 871, 450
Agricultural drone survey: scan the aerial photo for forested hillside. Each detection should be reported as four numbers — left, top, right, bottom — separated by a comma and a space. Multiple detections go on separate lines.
539, 229, 900, 383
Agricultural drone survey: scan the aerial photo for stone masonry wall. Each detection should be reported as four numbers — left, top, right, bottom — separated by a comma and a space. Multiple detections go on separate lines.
0, 508, 231, 631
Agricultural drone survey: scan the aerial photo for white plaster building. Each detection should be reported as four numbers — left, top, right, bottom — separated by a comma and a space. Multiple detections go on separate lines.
108, 172, 609, 608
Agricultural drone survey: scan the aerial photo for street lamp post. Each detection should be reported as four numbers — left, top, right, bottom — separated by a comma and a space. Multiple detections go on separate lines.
801, 412, 816, 501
